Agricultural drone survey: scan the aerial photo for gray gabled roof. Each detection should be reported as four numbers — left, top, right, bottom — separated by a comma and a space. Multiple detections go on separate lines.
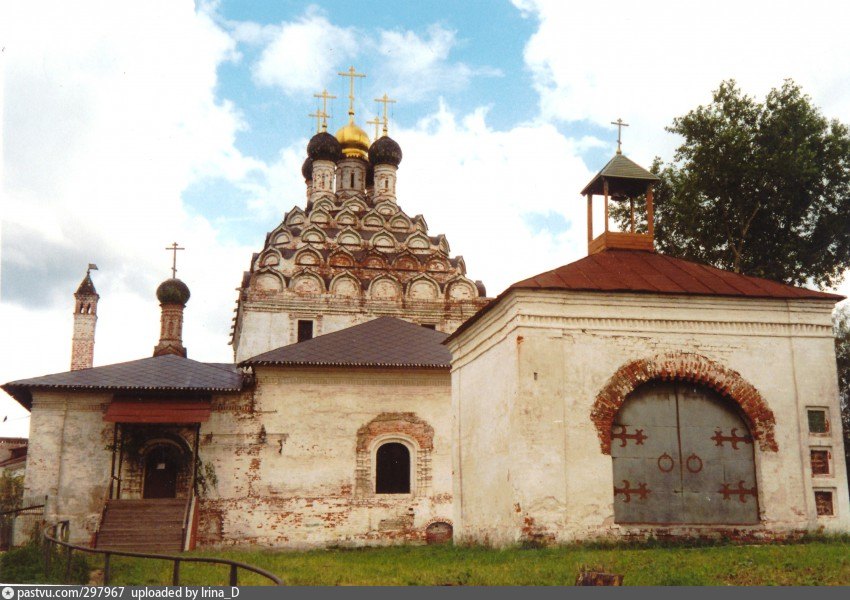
580, 153, 660, 196
2, 354, 244, 409
242, 317, 451, 369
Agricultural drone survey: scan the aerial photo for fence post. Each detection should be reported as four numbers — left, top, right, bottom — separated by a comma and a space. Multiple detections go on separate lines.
104, 553, 111, 585
64, 545, 72, 583
44, 538, 51, 578
229, 564, 238, 586
172, 560, 181, 586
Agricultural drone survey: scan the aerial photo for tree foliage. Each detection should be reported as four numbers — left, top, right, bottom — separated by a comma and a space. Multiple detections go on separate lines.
613, 79, 850, 288
0, 470, 24, 513
835, 307, 850, 491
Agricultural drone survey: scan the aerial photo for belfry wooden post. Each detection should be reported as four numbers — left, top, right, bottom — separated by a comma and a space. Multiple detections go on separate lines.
580, 126, 659, 255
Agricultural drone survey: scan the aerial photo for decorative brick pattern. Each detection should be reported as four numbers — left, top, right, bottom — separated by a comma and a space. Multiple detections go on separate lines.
355, 412, 434, 496
591, 352, 778, 455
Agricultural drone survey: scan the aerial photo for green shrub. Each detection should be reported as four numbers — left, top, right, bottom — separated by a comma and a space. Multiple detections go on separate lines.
0, 540, 89, 584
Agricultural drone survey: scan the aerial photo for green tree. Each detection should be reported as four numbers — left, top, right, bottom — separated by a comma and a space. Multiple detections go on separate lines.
0, 470, 23, 513
612, 79, 850, 288
836, 307, 850, 493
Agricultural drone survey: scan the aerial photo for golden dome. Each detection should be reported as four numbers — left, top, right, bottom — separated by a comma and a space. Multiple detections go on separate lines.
335, 121, 371, 160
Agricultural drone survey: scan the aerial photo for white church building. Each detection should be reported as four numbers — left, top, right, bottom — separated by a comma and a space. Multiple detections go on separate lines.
4, 76, 848, 550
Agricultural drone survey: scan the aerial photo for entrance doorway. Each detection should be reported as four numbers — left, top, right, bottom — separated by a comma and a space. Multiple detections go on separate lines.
143, 445, 182, 499
612, 381, 759, 525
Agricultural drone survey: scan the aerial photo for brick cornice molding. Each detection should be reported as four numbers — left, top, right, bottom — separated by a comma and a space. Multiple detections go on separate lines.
591, 352, 778, 455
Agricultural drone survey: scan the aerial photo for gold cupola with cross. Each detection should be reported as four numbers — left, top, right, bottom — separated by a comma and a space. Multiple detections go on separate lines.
335, 66, 371, 159
581, 119, 660, 255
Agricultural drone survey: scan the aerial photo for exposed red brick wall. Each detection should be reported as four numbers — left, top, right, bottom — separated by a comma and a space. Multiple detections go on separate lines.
355, 412, 434, 451
355, 412, 435, 496
591, 352, 778, 454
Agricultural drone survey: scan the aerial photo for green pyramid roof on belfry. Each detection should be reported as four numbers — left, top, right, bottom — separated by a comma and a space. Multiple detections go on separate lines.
580, 153, 660, 197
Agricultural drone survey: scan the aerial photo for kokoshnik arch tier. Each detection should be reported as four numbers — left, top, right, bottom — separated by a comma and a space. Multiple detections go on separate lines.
230, 82, 489, 363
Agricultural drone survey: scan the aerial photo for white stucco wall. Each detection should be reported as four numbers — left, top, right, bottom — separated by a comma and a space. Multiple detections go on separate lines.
234, 299, 477, 363
197, 367, 453, 548
448, 290, 850, 545
22, 392, 113, 544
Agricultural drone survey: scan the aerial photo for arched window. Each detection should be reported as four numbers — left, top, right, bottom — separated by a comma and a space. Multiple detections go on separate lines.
612, 381, 759, 525
375, 442, 410, 494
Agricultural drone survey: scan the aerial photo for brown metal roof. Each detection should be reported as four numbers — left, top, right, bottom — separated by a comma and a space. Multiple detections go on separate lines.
580, 154, 660, 196
510, 250, 843, 299
242, 317, 451, 369
446, 249, 843, 343
2, 355, 244, 409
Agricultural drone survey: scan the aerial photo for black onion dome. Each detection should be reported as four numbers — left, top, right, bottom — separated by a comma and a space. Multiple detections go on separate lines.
368, 136, 402, 167
156, 278, 191, 305
301, 157, 313, 181
307, 131, 342, 161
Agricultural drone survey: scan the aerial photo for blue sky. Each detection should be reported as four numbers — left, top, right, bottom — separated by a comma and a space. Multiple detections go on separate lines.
3, 0, 850, 435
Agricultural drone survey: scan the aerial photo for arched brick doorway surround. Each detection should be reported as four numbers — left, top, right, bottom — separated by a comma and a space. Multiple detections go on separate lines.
591, 352, 778, 455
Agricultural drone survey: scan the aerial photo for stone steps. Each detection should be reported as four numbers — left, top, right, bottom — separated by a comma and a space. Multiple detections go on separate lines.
96, 499, 188, 553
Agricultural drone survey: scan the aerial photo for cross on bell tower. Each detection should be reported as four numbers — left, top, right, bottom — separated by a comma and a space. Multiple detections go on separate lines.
610, 118, 629, 155
165, 242, 184, 279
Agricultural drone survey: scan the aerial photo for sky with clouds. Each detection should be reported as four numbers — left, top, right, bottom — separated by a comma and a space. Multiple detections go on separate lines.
3, 0, 850, 436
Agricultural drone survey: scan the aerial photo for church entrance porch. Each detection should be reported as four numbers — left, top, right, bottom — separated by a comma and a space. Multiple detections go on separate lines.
612, 381, 759, 525
109, 424, 198, 501
96, 424, 200, 552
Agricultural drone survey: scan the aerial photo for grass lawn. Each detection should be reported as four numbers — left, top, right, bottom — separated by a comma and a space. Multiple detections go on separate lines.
91, 537, 850, 586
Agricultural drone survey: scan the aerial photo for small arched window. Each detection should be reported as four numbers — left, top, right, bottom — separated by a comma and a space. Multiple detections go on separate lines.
375, 442, 410, 494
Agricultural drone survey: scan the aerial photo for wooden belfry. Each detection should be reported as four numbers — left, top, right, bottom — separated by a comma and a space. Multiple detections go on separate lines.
581, 121, 660, 254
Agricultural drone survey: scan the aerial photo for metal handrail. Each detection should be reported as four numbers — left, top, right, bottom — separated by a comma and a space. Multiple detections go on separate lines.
43, 521, 283, 586
0, 503, 45, 517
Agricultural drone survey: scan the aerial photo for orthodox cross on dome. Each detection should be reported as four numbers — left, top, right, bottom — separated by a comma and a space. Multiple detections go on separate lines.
308, 110, 326, 133
165, 242, 185, 279
374, 93, 396, 136
312, 89, 336, 132
308, 109, 331, 134
337, 66, 366, 122
611, 118, 629, 155
367, 115, 383, 139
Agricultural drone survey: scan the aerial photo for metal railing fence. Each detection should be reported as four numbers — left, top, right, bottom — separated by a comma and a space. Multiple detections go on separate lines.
43, 521, 283, 586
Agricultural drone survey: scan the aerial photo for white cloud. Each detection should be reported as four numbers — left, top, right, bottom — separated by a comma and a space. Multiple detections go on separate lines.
516, 0, 850, 163
378, 25, 501, 102
1, 1, 260, 435
395, 102, 593, 295
252, 7, 359, 95
247, 11, 499, 105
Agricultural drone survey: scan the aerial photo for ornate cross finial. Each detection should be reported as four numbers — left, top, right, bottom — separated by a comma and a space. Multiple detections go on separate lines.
337, 66, 366, 122
611, 118, 629, 155
367, 115, 383, 139
312, 89, 336, 132
165, 242, 185, 279
374, 93, 396, 136
308, 109, 327, 133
